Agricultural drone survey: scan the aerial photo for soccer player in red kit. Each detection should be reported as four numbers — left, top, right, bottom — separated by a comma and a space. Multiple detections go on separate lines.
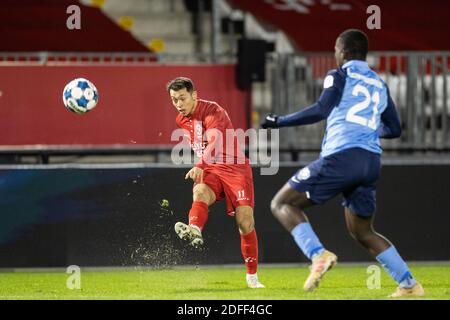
167, 77, 264, 289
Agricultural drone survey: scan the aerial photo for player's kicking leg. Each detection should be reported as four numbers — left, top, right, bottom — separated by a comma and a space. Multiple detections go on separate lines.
345, 209, 424, 298
235, 205, 264, 289
175, 183, 216, 248
271, 183, 337, 292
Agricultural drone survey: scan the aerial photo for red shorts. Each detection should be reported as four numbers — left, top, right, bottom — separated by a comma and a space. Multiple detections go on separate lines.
194, 163, 254, 215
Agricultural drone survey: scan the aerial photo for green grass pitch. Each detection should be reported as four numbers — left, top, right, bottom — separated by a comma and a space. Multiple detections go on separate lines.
0, 263, 449, 300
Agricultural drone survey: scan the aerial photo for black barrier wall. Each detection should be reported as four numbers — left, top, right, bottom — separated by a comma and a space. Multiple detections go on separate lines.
0, 165, 448, 267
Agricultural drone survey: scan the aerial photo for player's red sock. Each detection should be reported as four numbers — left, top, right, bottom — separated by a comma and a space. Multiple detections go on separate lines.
188, 201, 209, 231
241, 229, 258, 275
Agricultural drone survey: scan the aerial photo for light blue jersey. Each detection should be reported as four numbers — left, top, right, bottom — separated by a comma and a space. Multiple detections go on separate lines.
321, 60, 388, 157
279, 60, 400, 214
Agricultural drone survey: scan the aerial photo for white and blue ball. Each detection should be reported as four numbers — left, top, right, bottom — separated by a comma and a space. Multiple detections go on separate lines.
63, 78, 99, 114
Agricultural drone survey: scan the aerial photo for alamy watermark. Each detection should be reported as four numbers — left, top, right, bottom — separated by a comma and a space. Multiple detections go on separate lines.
170, 125, 280, 175
366, 5, 381, 30
66, 5, 81, 30
366, 265, 381, 289
66, 265, 81, 290
65, 2, 381, 33
263, 1, 381, 30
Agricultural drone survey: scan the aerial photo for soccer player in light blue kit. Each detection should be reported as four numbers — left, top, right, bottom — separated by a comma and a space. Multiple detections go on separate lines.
262, 29, 424, 297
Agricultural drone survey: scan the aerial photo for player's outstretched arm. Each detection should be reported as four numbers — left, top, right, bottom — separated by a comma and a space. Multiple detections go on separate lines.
378, 90, 402, 139
261, 71, 345, 129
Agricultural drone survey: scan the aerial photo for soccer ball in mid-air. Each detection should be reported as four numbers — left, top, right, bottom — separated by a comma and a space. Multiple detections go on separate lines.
62, 78, 99, 114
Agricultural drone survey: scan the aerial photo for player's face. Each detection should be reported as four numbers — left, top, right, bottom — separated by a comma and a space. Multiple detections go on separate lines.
169, 88, 197, 116
334, 38, 345, 67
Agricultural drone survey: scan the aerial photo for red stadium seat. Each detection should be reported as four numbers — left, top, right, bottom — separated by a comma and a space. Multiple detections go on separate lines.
229, 0, 450, 51
0, 0, 149, 52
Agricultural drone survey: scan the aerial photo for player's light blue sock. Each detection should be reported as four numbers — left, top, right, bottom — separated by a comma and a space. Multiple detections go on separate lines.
376, 246, 417, 289
291, 222, 324, 260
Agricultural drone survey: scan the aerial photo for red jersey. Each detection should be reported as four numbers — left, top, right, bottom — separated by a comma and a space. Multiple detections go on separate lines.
176, 99, 248, 169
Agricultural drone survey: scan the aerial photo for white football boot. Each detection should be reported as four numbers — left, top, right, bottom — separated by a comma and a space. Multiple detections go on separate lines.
174, 222, 204, 248
303, 250, 338, 292
390, 283, 425, 298
246, 273, 265, 289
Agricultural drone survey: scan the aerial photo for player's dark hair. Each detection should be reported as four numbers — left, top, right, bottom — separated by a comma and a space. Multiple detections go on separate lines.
166, 77, 195, 93
338, 29, 368, 60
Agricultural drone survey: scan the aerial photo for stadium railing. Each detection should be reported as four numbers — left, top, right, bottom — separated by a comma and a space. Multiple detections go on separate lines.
257, 51, 450, 155
0, 52, 236, 65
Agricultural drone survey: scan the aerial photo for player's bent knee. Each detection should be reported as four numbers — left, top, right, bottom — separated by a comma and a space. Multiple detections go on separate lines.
237, 218, 254, 234
270, 198, 285, 218
239, 222, 254, 234
192, 190, 209, 203
270, 198, 280, 215
235, 207, 255, 233
193, 184, 215, 204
